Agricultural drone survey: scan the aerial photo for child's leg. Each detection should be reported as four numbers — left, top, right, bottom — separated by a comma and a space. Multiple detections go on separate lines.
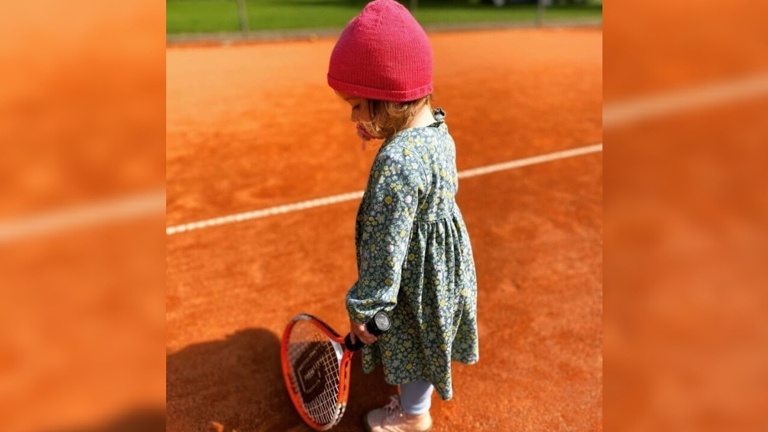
399, 380, 434, 415
365, 380, 434, 431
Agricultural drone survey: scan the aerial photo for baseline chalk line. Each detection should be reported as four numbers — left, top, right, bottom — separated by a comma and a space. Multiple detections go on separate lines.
166, 143, 603, 235
603, 74, 768, 128
0, 190, 165, 244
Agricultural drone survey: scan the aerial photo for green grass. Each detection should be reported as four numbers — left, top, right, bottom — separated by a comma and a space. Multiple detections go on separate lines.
414, 4, 602, 26
166, 0, 602, 34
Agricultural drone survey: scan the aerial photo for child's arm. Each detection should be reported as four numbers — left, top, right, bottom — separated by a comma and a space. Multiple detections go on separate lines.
347, 146, 424, 327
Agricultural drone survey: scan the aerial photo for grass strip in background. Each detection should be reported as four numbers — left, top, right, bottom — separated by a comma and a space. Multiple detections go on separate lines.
167, 0, 602, 34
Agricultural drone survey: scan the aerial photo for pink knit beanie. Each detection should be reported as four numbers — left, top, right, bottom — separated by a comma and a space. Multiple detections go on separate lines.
327, 0, 433, 102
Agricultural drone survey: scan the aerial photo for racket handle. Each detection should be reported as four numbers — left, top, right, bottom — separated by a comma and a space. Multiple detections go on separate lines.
344, 311, 391, 351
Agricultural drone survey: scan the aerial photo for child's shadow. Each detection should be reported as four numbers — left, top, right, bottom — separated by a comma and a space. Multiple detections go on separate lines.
167, 328, 393, 432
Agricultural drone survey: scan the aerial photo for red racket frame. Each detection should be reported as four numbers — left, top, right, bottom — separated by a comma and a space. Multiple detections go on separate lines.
280, 314, 355, 430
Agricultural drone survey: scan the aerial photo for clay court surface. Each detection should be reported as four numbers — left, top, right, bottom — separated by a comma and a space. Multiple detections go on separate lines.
166, 27, 602, 431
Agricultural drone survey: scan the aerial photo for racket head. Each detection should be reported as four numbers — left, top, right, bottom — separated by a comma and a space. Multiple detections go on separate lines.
281, 314, 353, 430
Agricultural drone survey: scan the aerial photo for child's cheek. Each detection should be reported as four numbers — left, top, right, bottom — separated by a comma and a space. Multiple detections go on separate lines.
356, 123, 375, 141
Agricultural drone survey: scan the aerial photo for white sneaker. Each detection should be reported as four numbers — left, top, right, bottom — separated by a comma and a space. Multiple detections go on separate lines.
364, 395, 433, 432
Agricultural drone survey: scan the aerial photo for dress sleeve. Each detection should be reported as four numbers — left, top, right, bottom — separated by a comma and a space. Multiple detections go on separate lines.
347, 146, 424, 324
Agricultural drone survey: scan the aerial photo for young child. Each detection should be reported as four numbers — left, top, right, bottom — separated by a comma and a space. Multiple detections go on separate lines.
327, 1, 479, 431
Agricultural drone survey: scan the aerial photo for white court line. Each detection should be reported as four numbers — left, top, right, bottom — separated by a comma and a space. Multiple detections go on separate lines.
166, 191, 365, 235
457, 143, 603, 179
166, 143, 603, 236
0, 190, 165, 244
7, 74, 763, 242
603, 74, 768, 128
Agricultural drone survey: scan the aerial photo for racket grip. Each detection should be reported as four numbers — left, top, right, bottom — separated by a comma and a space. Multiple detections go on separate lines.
344, 311, 391, 351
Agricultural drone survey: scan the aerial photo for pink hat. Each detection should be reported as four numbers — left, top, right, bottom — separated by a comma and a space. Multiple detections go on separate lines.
327, 0, 433, 102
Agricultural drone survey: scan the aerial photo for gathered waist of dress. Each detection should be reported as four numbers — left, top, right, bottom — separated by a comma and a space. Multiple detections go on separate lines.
415, 202, 458, 224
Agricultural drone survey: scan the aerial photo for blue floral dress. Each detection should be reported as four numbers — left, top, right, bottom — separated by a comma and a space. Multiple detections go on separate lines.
346, 109, 479, 401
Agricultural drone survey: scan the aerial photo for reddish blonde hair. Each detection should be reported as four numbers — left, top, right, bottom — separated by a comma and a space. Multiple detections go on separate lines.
360, 95, 432, 139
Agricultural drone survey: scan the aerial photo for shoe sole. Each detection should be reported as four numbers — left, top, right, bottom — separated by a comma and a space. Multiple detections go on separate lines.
363, 417, 433, 432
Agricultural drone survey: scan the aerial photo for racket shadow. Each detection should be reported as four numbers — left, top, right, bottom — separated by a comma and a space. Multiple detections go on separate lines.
167, 327, 396, 431
167, 327, 305, 432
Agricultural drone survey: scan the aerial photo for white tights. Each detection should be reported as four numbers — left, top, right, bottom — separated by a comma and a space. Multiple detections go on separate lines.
399, 380, 434, 415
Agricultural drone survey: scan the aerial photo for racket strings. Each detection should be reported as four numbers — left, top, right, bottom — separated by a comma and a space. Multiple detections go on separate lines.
286, 320, 343, 427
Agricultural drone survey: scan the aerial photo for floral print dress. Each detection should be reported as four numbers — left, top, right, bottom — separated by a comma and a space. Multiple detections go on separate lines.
346, 109, 479, 401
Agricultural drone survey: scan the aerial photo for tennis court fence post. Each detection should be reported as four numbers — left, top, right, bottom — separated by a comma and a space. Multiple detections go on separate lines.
237, 0, 250, 34
536, 0, 545, 26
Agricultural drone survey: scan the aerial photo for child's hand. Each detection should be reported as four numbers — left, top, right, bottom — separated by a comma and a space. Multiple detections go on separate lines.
349, 317, 378, 345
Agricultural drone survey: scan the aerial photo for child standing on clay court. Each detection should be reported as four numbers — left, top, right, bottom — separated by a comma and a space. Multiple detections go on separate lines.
327, 1, 479, 431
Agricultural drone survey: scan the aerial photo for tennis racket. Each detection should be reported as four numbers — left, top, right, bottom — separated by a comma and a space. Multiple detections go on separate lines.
281, 311, 391, 430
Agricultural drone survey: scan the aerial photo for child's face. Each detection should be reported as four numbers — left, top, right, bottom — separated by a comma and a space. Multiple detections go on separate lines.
339, 93, 371, 123
338, 92, 379, 144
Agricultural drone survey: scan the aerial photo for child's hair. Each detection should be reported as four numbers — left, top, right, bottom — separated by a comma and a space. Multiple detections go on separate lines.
360, 95, 432, 139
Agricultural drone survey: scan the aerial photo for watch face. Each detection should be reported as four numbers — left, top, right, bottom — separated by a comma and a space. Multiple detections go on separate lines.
374, 312, 391, 331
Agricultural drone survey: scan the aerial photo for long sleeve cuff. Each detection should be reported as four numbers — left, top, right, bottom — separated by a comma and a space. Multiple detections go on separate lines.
346, 281, 397, 324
